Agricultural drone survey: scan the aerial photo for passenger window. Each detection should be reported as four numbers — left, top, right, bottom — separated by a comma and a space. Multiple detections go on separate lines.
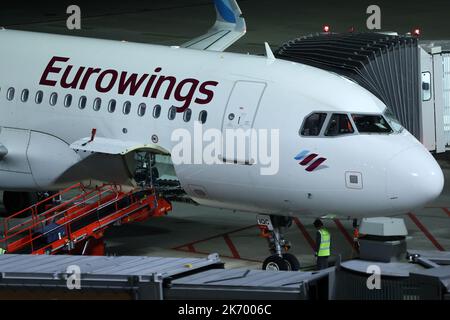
108, 99, 116, 113
183, 109, 192, 122
35, 91, 44, 104
153, 105, 161, 118
123, 101, 131, 115
49, 92, 58, 106
351, 114, 392, 134
64, 94, 72, 107
21, 89, 29, 102
6, 87, 15, 101
93, 98, 101, 111
79, 96, 87, 109
300, 113, 327, 136
138, 103, 146, 117
199, 110, 207, 124
325, 113, 354, 136
168, 106, 176, 120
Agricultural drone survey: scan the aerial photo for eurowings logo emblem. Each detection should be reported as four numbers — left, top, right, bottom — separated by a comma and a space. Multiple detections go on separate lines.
294, 150, 327, 172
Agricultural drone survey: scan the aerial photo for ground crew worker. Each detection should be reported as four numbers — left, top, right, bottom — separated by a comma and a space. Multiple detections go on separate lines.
0, 243, 7, 255
314, 218, 330, 270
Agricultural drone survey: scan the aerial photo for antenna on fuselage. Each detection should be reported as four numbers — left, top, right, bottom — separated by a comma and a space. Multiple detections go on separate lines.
264, 42, 276, 61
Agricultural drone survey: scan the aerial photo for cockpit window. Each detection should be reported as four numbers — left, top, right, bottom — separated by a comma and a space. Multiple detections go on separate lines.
325, 113, 354, 136
351, 114, 393, 134
300, 112, 327, 136
383, 108, 404, 133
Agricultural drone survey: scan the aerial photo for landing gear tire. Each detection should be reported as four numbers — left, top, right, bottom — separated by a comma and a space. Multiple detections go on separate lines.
282, 253, 301, 271
258, 214, 302, 271
2, 192, 38, 218
262, 255, 290, 271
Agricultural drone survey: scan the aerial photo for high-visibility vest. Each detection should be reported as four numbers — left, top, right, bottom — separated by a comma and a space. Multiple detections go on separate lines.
318, 228, 331, 257
0, 248, 6, 255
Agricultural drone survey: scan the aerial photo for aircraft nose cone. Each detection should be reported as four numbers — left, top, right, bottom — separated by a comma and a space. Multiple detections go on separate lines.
387, 146, 444, 211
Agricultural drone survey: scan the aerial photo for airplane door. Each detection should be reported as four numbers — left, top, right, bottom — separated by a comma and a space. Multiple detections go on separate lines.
222, 81, 266, 131
221, 81, 266, 164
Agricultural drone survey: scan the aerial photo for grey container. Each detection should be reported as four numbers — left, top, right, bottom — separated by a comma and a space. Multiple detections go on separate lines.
0, 254, 223, 300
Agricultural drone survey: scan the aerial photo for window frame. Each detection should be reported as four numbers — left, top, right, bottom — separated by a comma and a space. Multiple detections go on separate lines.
299, 112, 329, 137
351, 113, 394, 135
6, 87, 15, 101
79, 96, 87, 109
324, 113, 355, 137
183, 108, 192, 122
64, 94, 73, 108
93, 97, 102, 111
35, 90, 44, 104
153, 104, 161, 119
21, 89, 29, 102
198, 110, 208, 124
299, 111, 360, 138
299, 111, 397, 138
168, 106, 177, 120
108, 99, 116, 113
138, 103, 146, 117
123, 101, 131, 115
49, 92, 58, 106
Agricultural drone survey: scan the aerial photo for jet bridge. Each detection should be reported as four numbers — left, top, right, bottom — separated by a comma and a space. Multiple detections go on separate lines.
275, 32, 421, 139
420, 41, 450, 153
275, 32, 450, 154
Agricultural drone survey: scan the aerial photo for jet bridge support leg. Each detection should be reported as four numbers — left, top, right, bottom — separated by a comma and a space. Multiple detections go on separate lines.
257, 215, 301, 271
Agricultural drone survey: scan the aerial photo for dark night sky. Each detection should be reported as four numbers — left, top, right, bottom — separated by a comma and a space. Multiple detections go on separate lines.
1, 0, 450, 53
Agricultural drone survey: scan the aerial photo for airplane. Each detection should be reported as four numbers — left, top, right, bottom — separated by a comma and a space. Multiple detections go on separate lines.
0, 0, 444, 270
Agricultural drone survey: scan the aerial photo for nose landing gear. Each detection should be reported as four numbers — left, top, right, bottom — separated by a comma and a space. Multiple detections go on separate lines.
257, 215, 301, 271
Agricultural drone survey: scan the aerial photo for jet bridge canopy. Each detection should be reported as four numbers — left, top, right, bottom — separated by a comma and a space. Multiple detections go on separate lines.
275, 33, 421, 139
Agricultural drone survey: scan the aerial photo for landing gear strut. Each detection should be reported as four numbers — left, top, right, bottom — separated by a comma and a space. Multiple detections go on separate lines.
257, 215, 301, 271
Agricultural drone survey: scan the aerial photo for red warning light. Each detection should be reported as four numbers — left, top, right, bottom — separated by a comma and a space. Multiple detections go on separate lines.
323, 25, 330, 33
413, 27, 421, 37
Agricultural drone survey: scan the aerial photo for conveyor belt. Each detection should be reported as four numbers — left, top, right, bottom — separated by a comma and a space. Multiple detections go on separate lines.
275, 33, 421, 139
1, 183, 171, 255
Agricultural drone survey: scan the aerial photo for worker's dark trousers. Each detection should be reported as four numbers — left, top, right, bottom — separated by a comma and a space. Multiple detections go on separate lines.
316, 256, 329, 270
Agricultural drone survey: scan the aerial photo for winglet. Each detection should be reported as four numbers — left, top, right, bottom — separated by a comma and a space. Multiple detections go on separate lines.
214, 0, 239, 23
181, 0, 246, 52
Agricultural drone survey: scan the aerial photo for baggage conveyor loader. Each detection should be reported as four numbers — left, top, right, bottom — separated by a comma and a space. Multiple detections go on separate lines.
0, 183, 172, 255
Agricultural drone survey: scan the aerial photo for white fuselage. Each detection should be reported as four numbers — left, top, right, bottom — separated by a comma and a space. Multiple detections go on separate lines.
0, 29, 444, 218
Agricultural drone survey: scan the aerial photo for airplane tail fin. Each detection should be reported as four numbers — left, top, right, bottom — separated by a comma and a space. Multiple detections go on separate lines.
181, 0, 246, 52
